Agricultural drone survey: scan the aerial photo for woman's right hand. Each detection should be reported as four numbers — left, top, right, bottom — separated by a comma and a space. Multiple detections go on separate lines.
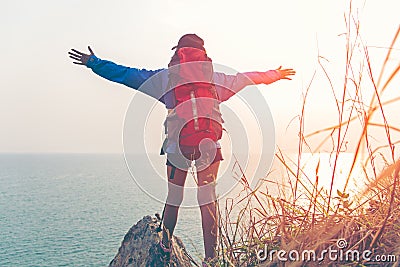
68, 46, 95, 65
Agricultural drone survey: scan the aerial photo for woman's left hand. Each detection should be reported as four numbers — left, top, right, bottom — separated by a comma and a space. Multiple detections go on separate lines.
276, 66, 296, 80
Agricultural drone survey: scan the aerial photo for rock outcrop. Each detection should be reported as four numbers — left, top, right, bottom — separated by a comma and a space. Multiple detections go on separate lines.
109, 215, 196, 267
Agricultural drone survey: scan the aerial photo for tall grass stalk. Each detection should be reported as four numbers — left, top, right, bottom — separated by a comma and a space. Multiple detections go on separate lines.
213, 3, 400, 266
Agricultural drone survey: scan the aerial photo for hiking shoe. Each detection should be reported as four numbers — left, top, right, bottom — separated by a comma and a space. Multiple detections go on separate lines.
158, 240, 172, 266
202, 257, 218, 267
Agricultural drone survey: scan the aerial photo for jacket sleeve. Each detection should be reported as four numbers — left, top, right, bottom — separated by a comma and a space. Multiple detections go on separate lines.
86, 55, 166, 100
213, 70, 282, 102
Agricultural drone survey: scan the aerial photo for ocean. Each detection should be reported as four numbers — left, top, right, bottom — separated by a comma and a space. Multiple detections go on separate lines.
0, 154, 205, 267
0, 152, 368, 266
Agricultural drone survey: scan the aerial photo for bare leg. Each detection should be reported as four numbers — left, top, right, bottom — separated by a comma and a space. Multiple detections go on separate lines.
197, 161, 220, 260
162, 166, 187, 247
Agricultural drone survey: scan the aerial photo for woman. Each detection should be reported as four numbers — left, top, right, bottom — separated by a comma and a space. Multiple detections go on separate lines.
69, 34, 295, 265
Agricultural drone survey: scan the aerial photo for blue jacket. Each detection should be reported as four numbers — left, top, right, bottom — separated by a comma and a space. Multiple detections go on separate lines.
86, 55, 282, 109
85, 55, 282, 153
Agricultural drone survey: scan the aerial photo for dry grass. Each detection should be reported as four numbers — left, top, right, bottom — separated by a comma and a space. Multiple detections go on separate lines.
213, 3, 400, 267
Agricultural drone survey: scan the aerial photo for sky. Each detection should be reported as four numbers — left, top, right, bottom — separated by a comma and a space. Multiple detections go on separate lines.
0, 0, 399, 154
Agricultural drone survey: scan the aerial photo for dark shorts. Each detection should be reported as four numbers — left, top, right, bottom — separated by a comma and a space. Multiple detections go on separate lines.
166, 145, 223, 170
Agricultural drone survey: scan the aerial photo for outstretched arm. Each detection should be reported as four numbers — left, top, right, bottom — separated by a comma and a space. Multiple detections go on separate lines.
214, 66, 296, 101
241, 66, 295, 84
68, 46, 163, 91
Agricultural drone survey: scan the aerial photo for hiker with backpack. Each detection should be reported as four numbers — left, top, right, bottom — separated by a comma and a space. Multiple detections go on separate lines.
69, 34, 295, 266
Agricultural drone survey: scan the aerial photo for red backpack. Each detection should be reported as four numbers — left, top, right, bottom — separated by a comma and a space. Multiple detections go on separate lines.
166, 47, 222, 147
